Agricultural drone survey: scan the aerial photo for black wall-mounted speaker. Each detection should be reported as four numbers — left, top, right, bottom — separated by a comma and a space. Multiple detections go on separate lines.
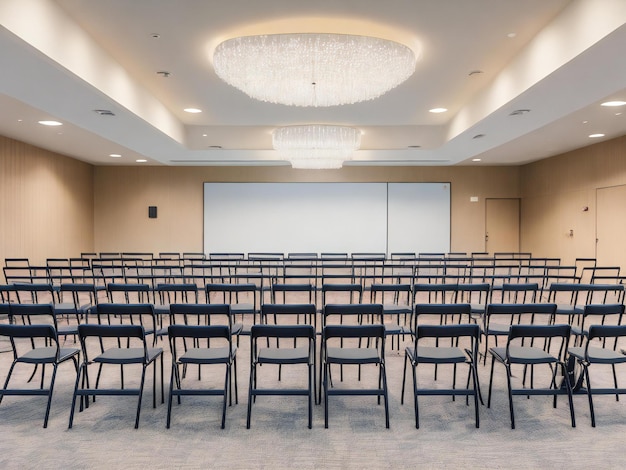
148, 206, 157, 218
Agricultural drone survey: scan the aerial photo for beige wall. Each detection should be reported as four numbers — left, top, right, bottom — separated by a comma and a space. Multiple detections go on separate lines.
6, 130, 626, 267
0, 136, 94, 265
521, 135, 626, 267
94, 165, 521, 255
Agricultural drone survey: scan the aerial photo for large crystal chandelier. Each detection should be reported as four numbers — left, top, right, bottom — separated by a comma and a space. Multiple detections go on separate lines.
213, 33, 416, 107
272, 125, 361, 169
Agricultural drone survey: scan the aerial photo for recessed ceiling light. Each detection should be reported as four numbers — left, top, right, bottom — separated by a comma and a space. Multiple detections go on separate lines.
601, 101, 626, 107
407, 145, 421, 149
151, 33, 160, 39
582, 120, 589, 124
472, 158, 482, 162
17, 119, 23, 122
468, 70, 483, 76
429, 108, 448, 113
208, 145, 222, 149
473, 134, 485, 139
38, 120, 63, 126
136, 159, 148, 163
156, 71, 171, 78
510, 109, 530, 116
589, 133, 605, 138
616, 112, 623, 116
202, 133, 208, 137
184, 108, 202, 113
507, 32, 517, 38
109, 153, 121, 158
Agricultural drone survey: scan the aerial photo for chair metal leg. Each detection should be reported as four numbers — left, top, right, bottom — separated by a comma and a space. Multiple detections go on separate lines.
323, 362, 329, 429
43, 364, 57, 428
583, 364, 595, 427
246, 363, 255, 429
381, 363, 389, 429
221, 364, 229, 429
166, 363, 176, 428
135, 366, 147, 429
412, 362, 419, 429
505, 364, 515, 429
307, 362, 313, 429
487, 356, 496, 408
561, 362, 576, 428
400, 352, 409, 405
68, 362, 84, 429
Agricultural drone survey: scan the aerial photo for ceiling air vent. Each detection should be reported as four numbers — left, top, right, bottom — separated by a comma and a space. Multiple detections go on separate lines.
93, 109, 115, 116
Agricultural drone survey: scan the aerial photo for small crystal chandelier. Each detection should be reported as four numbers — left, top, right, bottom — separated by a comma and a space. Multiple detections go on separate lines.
272, 125, 361, 169
213, 33, 416, 107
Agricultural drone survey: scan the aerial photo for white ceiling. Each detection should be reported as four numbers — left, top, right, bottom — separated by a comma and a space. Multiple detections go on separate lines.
1, 0, 625, 167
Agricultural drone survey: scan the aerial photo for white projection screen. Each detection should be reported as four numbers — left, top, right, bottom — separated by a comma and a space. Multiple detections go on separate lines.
203, 183, 450, 255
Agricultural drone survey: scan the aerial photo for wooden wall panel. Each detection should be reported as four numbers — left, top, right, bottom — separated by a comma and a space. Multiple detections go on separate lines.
94, 165, 520, 256
521, 135, 626, 266
0, 136, 94, 265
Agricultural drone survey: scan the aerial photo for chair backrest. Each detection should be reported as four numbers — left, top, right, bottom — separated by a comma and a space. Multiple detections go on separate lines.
579, 303, 625, 333
412, 283, 457, 304
369, 283, 412, 304
251, 323, 316, 340
321, 283, 362, 305
59, 283, 98, 309
78, 323, 150, 364
495, 282, 539, 304
9, 302, 58, 328
169, 303, 232, 328
416, 323, 480, 340
92, 303, 157, 340
205, 283, 258, 310
157, 283, 198, 304
168, 323, 233, 363
106, 283, 151, 303
587, 324, 626, 342
323, 324, 386, 342
261, 303, 316, 326
506, 324, 571, 362
12, 283, 55, 304
270, 283, 315, 305
323, 303, 383, 327
485, 303, 556, 326
0, 323, 59, 362
454, 283, 490, 305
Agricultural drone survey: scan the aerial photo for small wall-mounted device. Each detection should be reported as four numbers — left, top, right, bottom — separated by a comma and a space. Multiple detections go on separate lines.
582, 206, 589, 212
148, 206, 157, 219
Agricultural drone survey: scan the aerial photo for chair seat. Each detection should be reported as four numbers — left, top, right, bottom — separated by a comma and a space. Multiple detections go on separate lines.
179, 346, 234, 364
57, 325, 79, 336
470, 304, 485, 315
94, 347, 162, 364
153, 304, 170, 316
326, 346, 380, 364
570, 346, 626, 364
384, 323, 407, 335
258, 346, 311, 364
20, 346, 79, 363
483, 323, 510, 335
231, 304, 255, 314
54, 302, 78, 315
382, 304, 411, 315
556, 304, 584, 315
407, 346, 467, 363
491, 346, 557, 364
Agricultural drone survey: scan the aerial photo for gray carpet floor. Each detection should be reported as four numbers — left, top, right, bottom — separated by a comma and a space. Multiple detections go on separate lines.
0, 323, 625, 470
